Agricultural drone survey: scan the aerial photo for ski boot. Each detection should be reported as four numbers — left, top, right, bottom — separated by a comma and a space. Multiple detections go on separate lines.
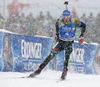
29, 68, 42, 78
61, 71, 67, 80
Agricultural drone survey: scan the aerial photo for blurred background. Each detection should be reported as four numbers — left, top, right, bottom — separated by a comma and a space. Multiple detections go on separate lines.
0, 0, 100, 44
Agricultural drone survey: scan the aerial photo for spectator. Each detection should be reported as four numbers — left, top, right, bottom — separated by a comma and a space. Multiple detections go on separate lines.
0, 10, 100, 44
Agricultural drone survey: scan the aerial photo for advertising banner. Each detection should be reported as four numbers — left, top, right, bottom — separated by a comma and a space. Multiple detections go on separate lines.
94, 46, 100, 74
11, 34, 52, 72
2, 33, 13, 72
0, 32, 3, 71
55, 42, 99, 74
0, 30, 99, 74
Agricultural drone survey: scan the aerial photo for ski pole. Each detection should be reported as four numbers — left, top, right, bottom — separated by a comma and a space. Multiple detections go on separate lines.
82, 44, 92, 51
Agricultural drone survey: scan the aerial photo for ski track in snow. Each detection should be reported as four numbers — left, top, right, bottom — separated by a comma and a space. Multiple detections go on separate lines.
0, 70, 100, 87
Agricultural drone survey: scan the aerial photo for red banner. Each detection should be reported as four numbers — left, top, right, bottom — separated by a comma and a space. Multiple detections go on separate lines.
7, 0, 30, 18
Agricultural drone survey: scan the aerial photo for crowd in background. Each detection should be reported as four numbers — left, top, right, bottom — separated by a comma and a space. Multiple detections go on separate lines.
0, 11, 55, 37
0, 9, 100, 44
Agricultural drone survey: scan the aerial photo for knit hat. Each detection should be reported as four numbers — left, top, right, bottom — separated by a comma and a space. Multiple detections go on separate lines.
63, 10, 70, 16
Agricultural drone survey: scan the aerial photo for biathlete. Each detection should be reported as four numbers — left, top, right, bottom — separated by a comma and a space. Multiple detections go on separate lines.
28, 9, 86, 80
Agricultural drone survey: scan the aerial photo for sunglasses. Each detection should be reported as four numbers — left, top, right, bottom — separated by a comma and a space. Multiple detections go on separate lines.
63, 15, 70, 18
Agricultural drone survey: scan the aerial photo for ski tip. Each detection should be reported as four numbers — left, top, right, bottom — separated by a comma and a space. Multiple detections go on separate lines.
13, 76, 31, 79
56, 81, 59, 83
56, 79, 62, 83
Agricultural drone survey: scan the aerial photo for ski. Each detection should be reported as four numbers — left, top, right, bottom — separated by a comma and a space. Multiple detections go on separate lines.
56, 78, 67, 83
21, 76, 30, 78
14, 76, 31, 79
56, 79, 64, 83
56, 80, 61, 83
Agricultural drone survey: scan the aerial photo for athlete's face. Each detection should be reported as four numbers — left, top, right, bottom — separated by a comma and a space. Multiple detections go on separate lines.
63, 15, 70, 23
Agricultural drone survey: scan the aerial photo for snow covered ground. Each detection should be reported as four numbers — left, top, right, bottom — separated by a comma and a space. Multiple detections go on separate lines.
0, 70, 100, 87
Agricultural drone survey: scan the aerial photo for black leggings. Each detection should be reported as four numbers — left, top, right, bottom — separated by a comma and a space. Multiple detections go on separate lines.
39, 40, 74, 72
